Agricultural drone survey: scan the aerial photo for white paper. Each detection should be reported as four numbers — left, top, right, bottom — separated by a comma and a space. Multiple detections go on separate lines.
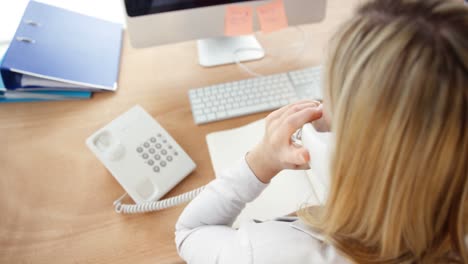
20, 74, 88, 89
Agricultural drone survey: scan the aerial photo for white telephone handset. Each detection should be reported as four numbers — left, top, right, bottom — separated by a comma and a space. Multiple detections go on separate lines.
86, 105, 204, 214
297, 123, 331, 204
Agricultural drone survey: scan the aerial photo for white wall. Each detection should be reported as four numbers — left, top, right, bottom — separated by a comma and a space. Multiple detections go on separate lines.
0, 0, 126, 44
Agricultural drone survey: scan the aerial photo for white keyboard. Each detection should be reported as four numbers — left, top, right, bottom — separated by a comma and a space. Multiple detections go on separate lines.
188, 66, 322, 124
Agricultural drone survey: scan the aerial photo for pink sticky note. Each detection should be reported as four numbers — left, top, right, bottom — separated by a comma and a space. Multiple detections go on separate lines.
225, 5, 254, 36
256, 0, 289, 33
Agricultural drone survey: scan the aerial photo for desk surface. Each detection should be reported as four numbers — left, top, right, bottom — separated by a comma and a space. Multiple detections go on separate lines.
0, 1, 360, 263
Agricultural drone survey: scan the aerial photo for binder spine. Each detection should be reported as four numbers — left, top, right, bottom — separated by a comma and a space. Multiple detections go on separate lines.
0, 68, 22, 89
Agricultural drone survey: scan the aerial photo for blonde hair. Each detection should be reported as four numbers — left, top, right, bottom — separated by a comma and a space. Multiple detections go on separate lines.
300, 0, 468, 263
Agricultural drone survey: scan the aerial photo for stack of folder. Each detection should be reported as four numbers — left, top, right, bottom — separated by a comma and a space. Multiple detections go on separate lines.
0, 1, 123, 103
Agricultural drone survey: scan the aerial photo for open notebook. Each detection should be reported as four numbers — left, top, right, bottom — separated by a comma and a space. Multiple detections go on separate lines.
206, 119, 331, 227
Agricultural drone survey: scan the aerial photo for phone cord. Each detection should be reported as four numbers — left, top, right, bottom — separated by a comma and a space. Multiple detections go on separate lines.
113, 186, 206, 214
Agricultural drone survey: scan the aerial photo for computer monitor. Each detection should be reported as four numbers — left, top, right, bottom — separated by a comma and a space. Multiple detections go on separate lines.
124, 0, 326, 67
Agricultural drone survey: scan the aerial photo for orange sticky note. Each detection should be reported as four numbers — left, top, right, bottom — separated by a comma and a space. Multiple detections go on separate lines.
256, 0, 289, 33
225, 5, 254, 36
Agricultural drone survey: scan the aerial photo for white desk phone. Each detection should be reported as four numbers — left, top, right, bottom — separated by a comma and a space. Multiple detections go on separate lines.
86, 105, 330, 214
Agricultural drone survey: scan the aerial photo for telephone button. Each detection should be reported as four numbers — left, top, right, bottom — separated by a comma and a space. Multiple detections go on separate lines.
136, 178, 155, 200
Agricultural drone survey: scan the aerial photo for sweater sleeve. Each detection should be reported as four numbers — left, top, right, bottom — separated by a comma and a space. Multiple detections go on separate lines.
175, 156, 268, 264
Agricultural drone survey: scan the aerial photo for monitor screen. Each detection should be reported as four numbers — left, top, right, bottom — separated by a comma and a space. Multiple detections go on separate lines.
125, 0, 258, 17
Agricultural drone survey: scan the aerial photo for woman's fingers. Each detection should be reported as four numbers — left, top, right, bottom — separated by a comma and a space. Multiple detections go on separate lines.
268, 102, 321, 134
266, 100, 320, 123
282, 104, 323, 136
285, 146, 310, 165
278, 101, 320, 122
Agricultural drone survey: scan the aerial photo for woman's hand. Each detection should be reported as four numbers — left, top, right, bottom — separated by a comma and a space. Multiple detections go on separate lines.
246, 101, 323, 183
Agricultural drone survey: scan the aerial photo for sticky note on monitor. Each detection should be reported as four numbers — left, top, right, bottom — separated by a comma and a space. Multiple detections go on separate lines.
256, 0, 289, 33
225, 5, 254, 36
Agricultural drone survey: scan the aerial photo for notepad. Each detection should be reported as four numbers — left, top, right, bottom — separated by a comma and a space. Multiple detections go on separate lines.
224, 5, 254, 36
256, 0, 289, 33
206, 119, 330, 227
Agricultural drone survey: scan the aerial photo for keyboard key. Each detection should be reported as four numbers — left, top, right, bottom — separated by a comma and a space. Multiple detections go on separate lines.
191, 98, 202, 104
217, 111, 227, 118
207, 113, 216, 120
196, 115, 207, 123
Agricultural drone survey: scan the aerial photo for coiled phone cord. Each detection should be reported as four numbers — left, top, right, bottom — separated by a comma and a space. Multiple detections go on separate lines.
113, 186, 206, 214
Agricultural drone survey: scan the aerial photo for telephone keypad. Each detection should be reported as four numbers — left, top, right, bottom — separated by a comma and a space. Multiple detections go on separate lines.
138, 135, 178, 173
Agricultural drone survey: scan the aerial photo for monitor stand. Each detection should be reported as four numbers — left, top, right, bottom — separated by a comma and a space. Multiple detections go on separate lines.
197, 35, 265, 67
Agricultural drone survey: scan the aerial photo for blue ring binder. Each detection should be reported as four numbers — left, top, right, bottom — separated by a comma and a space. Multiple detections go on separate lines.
0, 0, 123, 92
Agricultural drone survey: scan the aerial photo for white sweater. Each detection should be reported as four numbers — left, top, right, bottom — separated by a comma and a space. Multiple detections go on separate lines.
175, 157, 350, 264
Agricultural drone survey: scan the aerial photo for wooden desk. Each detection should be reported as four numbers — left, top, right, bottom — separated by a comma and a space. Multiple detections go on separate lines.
0, 1, 360, 263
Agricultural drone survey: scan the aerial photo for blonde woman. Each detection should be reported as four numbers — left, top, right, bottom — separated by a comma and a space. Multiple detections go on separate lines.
175, 0, 468, 263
